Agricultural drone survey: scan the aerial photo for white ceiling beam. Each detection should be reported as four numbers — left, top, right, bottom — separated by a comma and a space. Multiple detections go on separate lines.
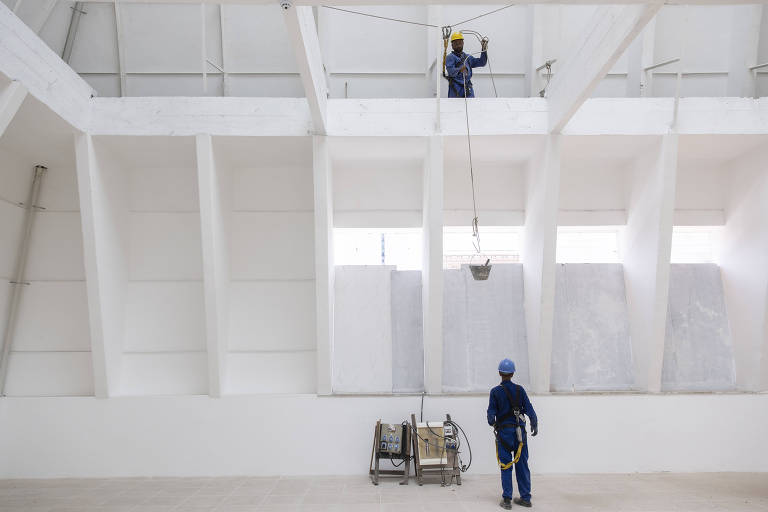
0, 1, 93, 130
546, 3, 662, 133
73, 0, 767, 5
88, 97, 768, 137
282, 5, 327, 135
0, 81, 27, 139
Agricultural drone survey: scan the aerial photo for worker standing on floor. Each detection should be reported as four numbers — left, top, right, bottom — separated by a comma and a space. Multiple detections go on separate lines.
487, 359, 538, 509
445, 32, 488, 97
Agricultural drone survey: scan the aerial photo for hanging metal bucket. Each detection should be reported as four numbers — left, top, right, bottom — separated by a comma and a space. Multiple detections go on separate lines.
469, 258, 492, 281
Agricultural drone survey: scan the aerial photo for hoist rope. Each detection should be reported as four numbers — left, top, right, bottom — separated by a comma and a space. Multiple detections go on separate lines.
451, 4, 516, 27
321, 6, 439, 28
462, 71, 481, 254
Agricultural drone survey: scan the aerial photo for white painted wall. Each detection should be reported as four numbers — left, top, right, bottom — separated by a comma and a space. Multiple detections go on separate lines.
1, 394, 766, 478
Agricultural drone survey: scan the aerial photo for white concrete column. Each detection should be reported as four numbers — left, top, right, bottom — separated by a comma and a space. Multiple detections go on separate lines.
720, 147, 768, 392
423, 136, 444, 394
524, 5, 545, 98
0, 81, 27, 139
313, 135, 334, 395
623, 134, 678, 393
195, 134, 230, 397
74, 133, 127, 398
523, 135, 561, 394
726, 5, 763, 98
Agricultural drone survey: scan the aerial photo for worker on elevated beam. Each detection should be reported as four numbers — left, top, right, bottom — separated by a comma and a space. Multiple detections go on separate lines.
487, 359, 538, 509
446, 32, 488, 98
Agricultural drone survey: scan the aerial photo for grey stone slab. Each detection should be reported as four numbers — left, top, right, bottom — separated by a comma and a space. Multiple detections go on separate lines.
391, 270, 424, 393
443, 264, 528, 392
662, 264, 735, 392
551, 264, 634, 392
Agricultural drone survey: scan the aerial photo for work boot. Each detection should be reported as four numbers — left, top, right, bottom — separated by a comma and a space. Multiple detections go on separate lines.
499, 497, 512, 509
514, 497, 532, 507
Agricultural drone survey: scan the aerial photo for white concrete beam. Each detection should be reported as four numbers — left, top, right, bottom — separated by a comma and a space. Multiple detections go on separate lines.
74, 133, 126, 398
0, 81, 26, 139
195, 134, 230, 397
720, 147, 768, 392
282, 5, 327, 135
547, 3, 662, 133
727, 5, 763, 98
73, 0, 768, 6
313, 135, 333, 395
86, 97, 768, 138
623, 134, 677, 393
523, 135, 560, 393
423, 135, 444, 394
0, 1, 93, 131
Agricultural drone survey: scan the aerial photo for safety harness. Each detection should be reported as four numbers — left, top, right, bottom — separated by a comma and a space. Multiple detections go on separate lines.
493, 382, 524, 470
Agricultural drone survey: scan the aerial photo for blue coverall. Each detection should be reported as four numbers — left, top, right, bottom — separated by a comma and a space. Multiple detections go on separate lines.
445, 50, 488, 98
487, 381, 538, 502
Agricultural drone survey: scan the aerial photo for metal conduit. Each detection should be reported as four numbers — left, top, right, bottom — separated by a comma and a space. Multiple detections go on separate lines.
0, 165, 47, 396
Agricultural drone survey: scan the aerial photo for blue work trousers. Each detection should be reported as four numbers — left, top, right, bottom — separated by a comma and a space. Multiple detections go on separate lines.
496, 427, 531, 501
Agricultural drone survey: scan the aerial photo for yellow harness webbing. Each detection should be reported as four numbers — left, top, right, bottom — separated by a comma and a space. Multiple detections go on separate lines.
496, 438, 523, 470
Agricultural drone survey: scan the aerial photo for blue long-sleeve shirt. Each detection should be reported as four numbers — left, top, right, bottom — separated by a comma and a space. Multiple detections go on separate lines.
446, 50, 487, 97
487, 381, 538, 428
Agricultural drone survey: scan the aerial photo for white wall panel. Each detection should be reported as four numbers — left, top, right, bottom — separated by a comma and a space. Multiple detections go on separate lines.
0, 202, 23, 278
675, 161, 725, 211
226, 75, 304, 98
328, 75, 429, 100
229, 280, 316, 352
37, 0, 71, 56
25, 212, 85, 281
68, 3, 120, 74
122, 4, 204, 73
223, 5, 299, 74
13, 281, 90, 352
226, 352, 315, 394
121, 353, 208, 396
81, 75, 121, 98
37, 166, 79, 212
551, 264, 634, 392
128, 213, 203, 280
124, 282, 206, 352
444, 162, 525, 218
333, 266, 393, 393
126, 75, 224, 98
232, 165, 313, 212
334, 161, 422, 212
319, 6, 425, 75
2, 394, 768, 477
663, 264, 735, 391
129, 166, 199, 212
4, 352, 94, 397
559, 159, 627, 212
0, 148, 33, 205
230, 212, 314, 280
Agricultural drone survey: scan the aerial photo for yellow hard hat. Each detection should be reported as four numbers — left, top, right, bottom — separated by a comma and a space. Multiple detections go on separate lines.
450, 32, 464, 42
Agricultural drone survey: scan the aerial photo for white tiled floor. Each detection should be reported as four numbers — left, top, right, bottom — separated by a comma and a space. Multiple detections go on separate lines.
0, 473, 766, 512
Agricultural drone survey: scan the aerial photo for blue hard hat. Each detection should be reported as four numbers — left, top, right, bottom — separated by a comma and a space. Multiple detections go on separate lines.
498, 358, 516, 374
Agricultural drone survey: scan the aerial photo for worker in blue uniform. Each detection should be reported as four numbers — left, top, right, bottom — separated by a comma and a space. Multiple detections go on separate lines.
487, 359, 538, 509
445, 32, 488, 98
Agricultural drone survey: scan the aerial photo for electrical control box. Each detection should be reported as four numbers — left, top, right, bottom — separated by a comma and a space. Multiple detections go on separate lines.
378, 423, 405, 455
